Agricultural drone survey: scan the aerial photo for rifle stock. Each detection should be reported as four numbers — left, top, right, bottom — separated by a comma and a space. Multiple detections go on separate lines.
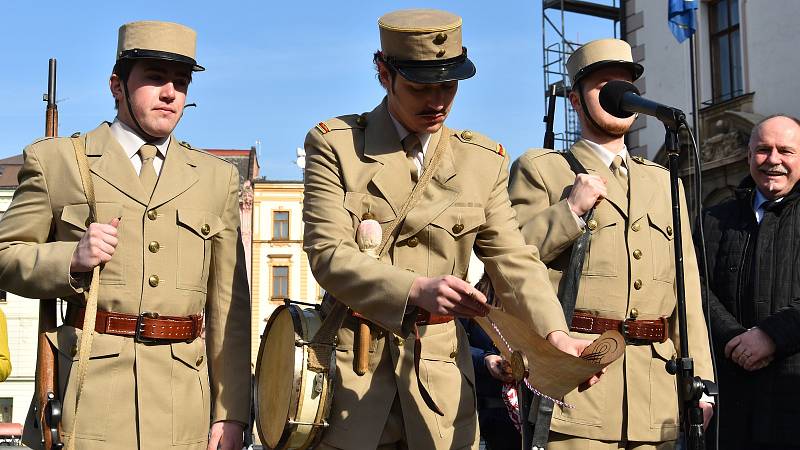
35, 58, 63, 450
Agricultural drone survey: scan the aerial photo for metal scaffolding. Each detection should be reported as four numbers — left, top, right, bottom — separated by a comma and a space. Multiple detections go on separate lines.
542, 0, 624, 150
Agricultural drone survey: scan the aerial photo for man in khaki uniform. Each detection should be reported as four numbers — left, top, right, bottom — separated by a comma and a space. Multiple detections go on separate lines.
508, 39, 714, 449
0, 21, 250, 450
303, 9, 597, 450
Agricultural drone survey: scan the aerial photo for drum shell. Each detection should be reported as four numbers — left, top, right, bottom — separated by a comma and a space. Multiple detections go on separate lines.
255, 304, 335, 450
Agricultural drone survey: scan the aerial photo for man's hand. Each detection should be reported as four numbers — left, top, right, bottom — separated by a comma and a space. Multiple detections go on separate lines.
484, 354, 513, 383
207, 421, 244, 450
408, 275, 490, 318
69, 218, 120, 272
567, 174, 607, 216
700, 401, 714, 430
725, 327, 776, 371
547, 330, 606, 388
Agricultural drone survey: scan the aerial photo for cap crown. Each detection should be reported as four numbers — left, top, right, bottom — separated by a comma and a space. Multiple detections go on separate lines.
566, 38, 642, 86
117, 21, 202, 70
379, 9, 463, 62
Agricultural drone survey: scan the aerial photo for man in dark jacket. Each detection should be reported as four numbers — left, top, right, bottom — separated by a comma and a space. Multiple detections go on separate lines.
700, 114, 800, 450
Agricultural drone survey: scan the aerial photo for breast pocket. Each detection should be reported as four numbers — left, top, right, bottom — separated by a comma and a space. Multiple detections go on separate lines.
429, 207, 486, 278
176, 209, 225, 292
648, 212, 675, 282
583, 215, 618, 277
60, 202, 125, 284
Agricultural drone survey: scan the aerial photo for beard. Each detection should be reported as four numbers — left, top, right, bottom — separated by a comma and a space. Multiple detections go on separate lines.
589, 115, 632, 138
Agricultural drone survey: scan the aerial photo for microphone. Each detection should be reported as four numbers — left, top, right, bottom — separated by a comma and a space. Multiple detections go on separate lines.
599, 80, 685, 129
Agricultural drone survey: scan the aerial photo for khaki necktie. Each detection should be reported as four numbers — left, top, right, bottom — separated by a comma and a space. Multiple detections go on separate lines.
402, 134, 423, 183
138, 144, 159, 195
610, 154, 628, 192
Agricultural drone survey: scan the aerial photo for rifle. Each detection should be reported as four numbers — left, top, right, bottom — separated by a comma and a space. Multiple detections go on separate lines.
35, 58, 64, 450
543, 82, 559, 149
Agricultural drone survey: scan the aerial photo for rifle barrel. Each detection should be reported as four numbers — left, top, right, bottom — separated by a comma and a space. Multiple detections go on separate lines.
45, 58, 58, 138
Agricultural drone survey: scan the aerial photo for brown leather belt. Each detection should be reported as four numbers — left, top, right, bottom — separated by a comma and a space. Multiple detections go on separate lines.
350, 310, 454, 326
65, 306, 203, 343
570, 312, 669, 343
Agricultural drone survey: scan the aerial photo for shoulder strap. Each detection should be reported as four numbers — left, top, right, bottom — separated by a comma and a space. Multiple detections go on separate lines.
65, 136, 101, 450
530, 150, 596, 448
306, 127, 452, 373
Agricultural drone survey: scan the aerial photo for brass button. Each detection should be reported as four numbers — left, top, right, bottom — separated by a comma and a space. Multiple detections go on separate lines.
631, 222, 641, 232
148, 275, 160, 287
201, 224, 211, 236
356, 114, 367, 126
436, 49, 446, 58
587, 219, 598, 231
461, 130, 473, 141
452, 223, 464, 234
633, 279, 643, 290
449, 351, 458, 359
633, 249, 642, 260
148, 241, 160, 253
147, 210, 158, 221
395, 336, 404, 347
433, 32, 448, 44
407, 236, 419, 247
666, 226, 673, 236
630, 308, 639, 319
196, 355, 204, 366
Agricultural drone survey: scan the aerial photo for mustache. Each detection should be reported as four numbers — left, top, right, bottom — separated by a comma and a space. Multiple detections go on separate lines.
759, 163, 788, 175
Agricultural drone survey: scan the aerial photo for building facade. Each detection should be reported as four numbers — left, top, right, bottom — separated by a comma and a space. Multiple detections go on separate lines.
623, 0, 800, 206
0, 155, 38, 426
250, 179, 321, 363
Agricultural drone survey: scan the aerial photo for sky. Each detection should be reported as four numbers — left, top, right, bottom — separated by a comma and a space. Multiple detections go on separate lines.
0, 1, 620, 181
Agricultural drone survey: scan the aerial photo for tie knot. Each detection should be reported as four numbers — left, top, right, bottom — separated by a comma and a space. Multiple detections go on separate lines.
402, 134, 421, 155
139, 144, 158, 162
611, 154, 625, 172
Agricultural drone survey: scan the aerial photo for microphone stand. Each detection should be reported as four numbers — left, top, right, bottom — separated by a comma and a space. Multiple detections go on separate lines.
661, 112, 715, 450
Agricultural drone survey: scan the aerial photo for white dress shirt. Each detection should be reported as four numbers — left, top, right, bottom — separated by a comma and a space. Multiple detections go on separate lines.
109, 119, 170, 176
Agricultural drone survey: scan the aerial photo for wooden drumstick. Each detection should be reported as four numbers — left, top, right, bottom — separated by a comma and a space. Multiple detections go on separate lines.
355, 217, 382, 376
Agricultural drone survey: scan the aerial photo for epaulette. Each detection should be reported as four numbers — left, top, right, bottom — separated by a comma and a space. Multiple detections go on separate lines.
453, 129, 505, 156
630, 155, 667, 170
315, 113, 368, 135
29, 136, 57, 145
525, 147, 559, 160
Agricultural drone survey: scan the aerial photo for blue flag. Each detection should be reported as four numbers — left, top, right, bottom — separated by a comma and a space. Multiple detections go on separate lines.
668, 0, 698, 43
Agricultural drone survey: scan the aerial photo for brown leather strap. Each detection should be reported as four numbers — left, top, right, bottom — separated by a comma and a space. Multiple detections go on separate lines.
570, 312, 668, 343
351, 310, 454, 326
66, 306, 203, 342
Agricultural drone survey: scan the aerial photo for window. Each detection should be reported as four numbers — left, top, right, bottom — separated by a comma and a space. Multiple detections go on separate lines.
0, 398, 12, 422
272, 266, 289, 299
709, 0, 742, 103
272, 211, 289, 240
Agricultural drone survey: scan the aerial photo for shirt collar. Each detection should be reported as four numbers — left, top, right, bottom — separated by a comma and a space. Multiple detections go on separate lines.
110, 119, 170, 159
388, 111, 432, 154
753, 188, 784, 212
583, 138, 629, 168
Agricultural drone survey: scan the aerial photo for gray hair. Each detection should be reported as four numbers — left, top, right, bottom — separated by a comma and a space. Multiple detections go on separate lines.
749, 114, 800, 149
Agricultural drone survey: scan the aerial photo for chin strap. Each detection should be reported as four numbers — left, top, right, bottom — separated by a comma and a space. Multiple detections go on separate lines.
576, 82, 605, 136
121, 77, 158, 143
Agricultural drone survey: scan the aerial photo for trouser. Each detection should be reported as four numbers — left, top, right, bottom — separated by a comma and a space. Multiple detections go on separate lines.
548, 432, 675, 450
316, 394, 476, 450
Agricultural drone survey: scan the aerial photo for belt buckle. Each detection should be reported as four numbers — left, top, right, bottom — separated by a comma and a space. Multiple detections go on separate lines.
135, 312, 160, 343
620, 318, 634, 343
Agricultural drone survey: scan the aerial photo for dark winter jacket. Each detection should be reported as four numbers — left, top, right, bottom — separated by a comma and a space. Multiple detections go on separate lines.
699, 176, 800, 447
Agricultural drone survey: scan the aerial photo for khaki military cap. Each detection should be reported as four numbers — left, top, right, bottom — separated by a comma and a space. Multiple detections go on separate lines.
117, 20, 204, 71
566, 38, 643, 86
378, 9, 476, 84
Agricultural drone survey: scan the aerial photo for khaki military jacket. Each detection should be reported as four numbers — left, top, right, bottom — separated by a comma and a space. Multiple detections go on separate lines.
303, 100, 567, 450
508, 140, 714, 442
0, 123, 251, 450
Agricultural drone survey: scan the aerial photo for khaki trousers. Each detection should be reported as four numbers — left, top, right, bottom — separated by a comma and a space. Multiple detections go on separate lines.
548, 432, 676, 450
